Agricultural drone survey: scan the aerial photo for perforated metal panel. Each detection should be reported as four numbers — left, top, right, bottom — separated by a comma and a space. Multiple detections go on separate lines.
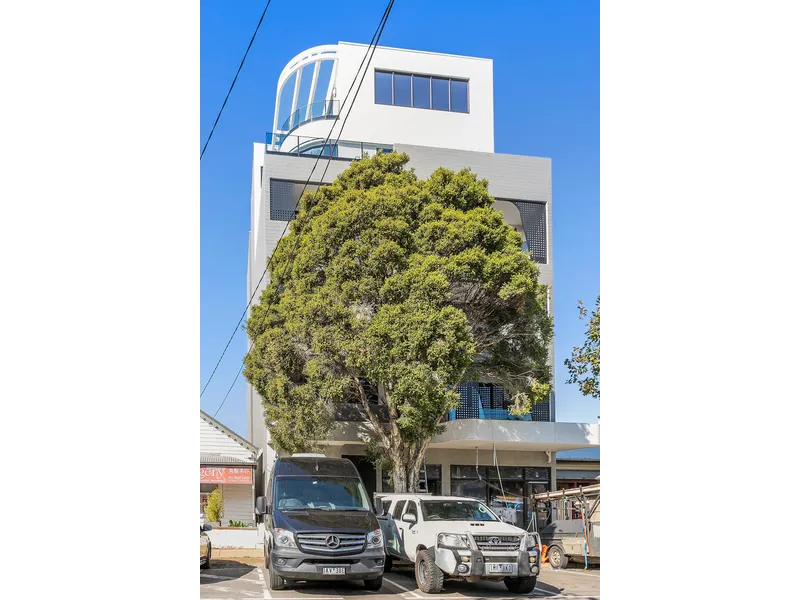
269, 179, 320, 221
453, 382, 550, 421
512, 200, 547, 264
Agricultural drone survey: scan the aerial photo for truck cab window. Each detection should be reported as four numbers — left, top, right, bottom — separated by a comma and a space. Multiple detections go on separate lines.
392, 500, 407, 520
406, 501, 418, 519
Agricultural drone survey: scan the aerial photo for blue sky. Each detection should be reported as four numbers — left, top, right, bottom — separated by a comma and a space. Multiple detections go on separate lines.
200, 0, 599, 436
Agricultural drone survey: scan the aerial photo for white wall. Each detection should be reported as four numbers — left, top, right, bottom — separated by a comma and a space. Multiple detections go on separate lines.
290, 42, 494, 153
199, 416, 255, 461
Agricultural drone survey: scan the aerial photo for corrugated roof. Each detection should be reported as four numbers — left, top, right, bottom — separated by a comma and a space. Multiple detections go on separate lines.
200, 453, 256, 466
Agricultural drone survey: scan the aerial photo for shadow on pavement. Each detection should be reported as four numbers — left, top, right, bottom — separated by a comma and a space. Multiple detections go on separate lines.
200, 559, 256, 585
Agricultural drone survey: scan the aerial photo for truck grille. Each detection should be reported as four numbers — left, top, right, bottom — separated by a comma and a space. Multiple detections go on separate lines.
473, 535, 522, 552
296, 533, 366, 554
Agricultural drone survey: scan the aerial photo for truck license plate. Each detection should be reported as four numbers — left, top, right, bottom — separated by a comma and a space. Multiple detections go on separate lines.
322, 567, 346, 575
487, 563, 514, 573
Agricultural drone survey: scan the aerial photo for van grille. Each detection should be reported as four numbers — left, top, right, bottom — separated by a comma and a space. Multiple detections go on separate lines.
296, 533, 366, 554
473, 535, 522, 553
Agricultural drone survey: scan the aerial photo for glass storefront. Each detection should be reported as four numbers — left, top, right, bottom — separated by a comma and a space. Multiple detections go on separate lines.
382, 464, 442, 495
450, 466, 551, 530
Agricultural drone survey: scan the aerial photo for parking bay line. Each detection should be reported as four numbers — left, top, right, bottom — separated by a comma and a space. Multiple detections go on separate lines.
383, 575, 424, 599
545, 569, 601, 578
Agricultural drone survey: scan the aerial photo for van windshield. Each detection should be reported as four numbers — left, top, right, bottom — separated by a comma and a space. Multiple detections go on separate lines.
275, 477, 371, 511
421, 500, 500, 521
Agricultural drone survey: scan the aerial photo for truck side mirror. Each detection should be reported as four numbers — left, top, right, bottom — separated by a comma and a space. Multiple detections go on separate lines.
255, 496, 269, 515
402, 513, 416, 525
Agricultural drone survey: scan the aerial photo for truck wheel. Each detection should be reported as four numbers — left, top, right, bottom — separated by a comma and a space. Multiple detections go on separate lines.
548, 545, 568, 569
384, 555, 393, 573
415, 548, 444, 594
504, 576, 537, 594
268, 567, 285, 591
364, 576, 383, 591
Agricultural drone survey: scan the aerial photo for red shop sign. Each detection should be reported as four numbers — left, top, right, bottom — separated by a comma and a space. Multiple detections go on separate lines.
200, 466, 253, 485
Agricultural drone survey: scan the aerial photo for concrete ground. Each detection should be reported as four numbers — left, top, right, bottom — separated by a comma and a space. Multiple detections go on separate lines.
200, 560, 600, 600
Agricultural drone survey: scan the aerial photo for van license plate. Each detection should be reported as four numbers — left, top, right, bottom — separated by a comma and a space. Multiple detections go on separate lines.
322, 567, 346, 575
487, 563, 514, 573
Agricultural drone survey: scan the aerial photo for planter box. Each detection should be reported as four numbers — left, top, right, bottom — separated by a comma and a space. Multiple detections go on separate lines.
206, 527, 261, 549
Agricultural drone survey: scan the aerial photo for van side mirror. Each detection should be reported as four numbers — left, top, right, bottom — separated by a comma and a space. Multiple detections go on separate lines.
255, 496, 269, 515
402, 513, 416, 524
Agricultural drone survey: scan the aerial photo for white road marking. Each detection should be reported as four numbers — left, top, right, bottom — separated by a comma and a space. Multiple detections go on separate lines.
257, 567, 271, 600
383, 575, 424, 599
545, 568, 601, 578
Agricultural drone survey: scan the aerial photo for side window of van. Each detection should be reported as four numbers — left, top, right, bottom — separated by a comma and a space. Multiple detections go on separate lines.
392, 500, 406, 520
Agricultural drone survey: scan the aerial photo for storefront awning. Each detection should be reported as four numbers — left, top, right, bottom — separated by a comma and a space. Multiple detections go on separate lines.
200, 453, 256, 467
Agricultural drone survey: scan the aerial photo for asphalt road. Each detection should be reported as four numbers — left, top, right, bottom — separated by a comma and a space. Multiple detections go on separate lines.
200, 561, 600, 600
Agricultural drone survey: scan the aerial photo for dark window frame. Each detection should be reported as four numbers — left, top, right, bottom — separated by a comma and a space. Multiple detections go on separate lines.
374, 69, 469, 114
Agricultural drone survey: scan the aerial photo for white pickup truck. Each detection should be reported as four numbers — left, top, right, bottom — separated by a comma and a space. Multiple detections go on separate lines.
377, 494, 541, 594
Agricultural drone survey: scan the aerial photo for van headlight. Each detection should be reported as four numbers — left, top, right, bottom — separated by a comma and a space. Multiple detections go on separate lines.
367, 529, 383, 547
525, 533, 540, 550
438, 533, 469, 548
274, 528, 297, 548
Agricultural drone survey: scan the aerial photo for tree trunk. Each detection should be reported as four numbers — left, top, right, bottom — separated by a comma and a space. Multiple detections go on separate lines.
389, 442, 428, 493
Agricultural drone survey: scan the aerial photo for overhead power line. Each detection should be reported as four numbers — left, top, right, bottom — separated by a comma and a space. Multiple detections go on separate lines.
201, 0, 394, 398
200, 0, 274, 161
206, 0, 396, 418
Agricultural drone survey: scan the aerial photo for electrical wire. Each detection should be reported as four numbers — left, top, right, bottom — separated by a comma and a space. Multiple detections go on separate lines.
205, 0, 396, 417
200, 0, 274, 160
200, 0, 395, 399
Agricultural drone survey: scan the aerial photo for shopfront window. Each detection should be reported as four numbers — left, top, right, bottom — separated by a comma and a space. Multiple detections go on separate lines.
382, 464, 441, 494
451, 465, 553, 530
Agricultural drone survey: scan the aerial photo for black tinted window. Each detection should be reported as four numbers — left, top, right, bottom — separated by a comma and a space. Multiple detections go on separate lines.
450, 80, 469, 113
392, 500, 406, 520
406, 501, 418, 518
375, 71, 392, 105
393, 74, 411, 107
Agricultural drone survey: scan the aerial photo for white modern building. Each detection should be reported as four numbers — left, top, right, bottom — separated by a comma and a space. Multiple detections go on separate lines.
245, 42, 598, 529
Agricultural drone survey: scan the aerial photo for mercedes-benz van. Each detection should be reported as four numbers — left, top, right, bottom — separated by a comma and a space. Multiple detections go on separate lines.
256, 454, 384, 591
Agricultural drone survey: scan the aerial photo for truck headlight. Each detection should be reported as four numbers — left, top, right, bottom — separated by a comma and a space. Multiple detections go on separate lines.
274, 528, 297, 548
367, 529, 383, 547
525, 533, 540, 550
438, 533, 469, 548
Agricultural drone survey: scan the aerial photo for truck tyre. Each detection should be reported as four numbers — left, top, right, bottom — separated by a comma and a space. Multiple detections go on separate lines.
415, 548, 444, 594
364, 576, 383, 591
384, 555, 393, 573
268, 567, 285, 591
548, 545, 568, 569
504, 576, 537, 594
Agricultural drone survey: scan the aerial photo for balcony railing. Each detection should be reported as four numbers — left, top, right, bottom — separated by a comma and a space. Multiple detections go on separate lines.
279, 99, 339, 134
265, 132, 394, 160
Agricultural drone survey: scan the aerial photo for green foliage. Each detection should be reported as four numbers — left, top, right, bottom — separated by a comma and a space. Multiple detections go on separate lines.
228, 520, 248, 528
564, 296, 600, 398
245, 152, 553, 488
205, 488, 224, 524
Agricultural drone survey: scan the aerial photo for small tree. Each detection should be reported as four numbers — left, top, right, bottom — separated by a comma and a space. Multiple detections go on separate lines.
245, 153, 552, 491
564, 296, 600, 398
205, 488, 224, 524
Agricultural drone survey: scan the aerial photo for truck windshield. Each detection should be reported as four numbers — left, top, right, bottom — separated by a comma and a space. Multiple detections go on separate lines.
274, 476, 371, 511
421, 500, 500, 521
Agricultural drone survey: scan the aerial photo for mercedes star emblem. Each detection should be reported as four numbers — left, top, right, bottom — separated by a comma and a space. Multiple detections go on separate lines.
325, 535, 341, 548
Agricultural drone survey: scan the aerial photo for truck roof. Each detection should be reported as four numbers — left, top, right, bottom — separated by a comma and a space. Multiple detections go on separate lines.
377, 494, 488, 502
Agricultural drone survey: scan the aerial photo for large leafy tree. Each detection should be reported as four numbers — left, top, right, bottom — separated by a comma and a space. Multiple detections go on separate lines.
564, 296, 600, 398
245, 153, 552, 491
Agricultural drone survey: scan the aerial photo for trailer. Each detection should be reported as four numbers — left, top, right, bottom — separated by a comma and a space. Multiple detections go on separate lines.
531, 484, 599, 568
